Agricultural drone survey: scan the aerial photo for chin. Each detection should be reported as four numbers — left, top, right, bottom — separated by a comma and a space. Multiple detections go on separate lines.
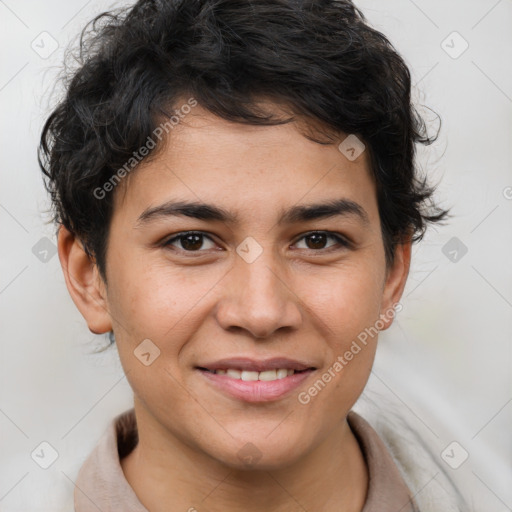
205, 435, 306, 472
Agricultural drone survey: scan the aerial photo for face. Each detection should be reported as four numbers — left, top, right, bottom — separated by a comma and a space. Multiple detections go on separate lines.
62, 102, 410, 470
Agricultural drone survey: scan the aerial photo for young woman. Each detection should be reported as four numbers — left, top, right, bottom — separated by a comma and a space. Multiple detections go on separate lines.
39, 0, 468, 510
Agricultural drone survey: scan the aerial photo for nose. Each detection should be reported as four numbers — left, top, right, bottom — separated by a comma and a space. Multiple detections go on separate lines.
214, 249, 303, 339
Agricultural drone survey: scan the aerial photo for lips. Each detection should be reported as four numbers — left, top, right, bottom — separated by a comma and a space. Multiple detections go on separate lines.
195, 357, 316, 373
195, 357, 317, 402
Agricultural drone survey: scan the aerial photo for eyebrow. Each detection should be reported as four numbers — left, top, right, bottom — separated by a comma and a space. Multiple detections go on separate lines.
135, 198, 370, 228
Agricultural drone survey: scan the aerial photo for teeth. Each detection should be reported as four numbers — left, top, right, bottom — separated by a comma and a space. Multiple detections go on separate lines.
214, 368, 299, 381
241, 371, 259, 381
226, 369, 241, 379
259, 370, 278, 381
276, 369, 288, 379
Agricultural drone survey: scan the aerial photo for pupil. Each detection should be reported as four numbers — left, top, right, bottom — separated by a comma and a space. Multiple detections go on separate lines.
182, 234, 202, 250
307, 233, 326, 249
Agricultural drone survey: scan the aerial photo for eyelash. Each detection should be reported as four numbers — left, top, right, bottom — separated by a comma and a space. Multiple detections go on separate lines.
162, 230, 351, 254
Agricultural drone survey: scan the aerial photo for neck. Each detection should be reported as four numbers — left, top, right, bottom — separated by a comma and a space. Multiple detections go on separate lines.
121, 399, 368, 512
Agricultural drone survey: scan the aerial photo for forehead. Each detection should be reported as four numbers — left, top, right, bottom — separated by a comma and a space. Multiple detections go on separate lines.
112, 104, 377, 226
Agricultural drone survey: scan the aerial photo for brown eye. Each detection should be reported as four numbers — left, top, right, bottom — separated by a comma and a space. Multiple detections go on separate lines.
305, 233, 328, 249
294, 231, 349, 251
164, 232, 216, 252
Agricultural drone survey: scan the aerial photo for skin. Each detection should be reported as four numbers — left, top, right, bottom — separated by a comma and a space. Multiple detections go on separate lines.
58, 102, 411, 512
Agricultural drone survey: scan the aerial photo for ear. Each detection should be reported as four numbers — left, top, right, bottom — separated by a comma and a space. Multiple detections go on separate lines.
57, 225, 112, 334
378, 235, 412, 331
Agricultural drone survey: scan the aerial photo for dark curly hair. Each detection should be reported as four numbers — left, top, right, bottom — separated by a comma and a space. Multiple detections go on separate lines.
39, 0, 449, 285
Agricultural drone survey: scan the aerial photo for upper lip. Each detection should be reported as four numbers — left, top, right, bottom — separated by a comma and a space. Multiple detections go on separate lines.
196, 357, 316, 372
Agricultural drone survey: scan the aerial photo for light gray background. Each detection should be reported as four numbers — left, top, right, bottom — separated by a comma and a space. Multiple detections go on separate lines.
1, 0, 511, 510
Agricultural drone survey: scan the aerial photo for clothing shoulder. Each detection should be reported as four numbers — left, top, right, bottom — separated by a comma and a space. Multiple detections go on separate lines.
352, 399, 468, 512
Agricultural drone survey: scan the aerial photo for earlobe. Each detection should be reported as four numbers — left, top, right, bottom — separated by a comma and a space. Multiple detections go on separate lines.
57, 225, 112, 335
379, 236, 412, 331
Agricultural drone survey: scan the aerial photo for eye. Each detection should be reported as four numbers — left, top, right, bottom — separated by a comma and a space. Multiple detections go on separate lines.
162, 230, 351, 254
163, 231, 217, 252
293, 231, 350, 251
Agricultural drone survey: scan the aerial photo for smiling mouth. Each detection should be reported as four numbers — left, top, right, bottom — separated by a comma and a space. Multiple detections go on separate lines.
196, 367, 314, 382
194, 356, 318, 402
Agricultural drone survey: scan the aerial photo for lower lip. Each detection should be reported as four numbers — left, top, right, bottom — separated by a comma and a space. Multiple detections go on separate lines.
197, 369, 315, 402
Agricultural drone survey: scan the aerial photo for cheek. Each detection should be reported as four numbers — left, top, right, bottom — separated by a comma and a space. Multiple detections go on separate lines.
293, 281, 381, 437
105, 260, 228, 397
104, 266, 196, 412
301, 262, 384, 397
307, 262, 385, 345
107, 260, 207, 340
